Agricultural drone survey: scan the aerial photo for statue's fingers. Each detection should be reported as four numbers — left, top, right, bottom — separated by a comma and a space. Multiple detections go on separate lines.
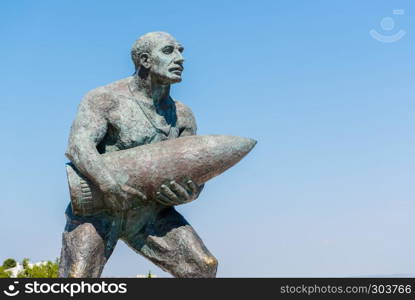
160, 184, 180, 203
169, 181, 189, 199
118, 186, 135, 209
186, 179, 198, 195
137, 192, 147, 202
156, 192, 176, 206
122, 199, 132, 211
122, 185, 147, 201
118, 192, 132, 211
106, 195, 122, 211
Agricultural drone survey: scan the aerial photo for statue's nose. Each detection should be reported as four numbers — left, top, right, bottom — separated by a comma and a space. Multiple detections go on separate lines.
174, 52, 184, 64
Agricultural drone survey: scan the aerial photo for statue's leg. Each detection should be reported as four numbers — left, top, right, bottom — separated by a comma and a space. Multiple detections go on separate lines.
58, 204, 120, 278
122, 206, 218, 278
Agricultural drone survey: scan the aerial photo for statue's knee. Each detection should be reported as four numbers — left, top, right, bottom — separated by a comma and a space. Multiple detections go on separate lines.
203, 255, 218, 270
59, 223, 107, 278
194, 254, 218, 278
172, 254, 218, 278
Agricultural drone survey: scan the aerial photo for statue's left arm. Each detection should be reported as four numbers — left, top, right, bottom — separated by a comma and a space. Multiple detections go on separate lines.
177, 101, 197, 137
178, 102, 205, 197
155, 101, 204, 206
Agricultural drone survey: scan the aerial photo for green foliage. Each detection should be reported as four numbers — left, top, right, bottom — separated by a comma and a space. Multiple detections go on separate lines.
22, 258, 29, 269
0, 266, 12, 278
2, 258, 17, 269
0, 258, 59, 278
17, 260, 59, 278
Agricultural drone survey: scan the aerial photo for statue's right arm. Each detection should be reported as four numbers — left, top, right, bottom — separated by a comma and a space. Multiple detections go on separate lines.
65, 91, 147, 211
65, 90, 117, 194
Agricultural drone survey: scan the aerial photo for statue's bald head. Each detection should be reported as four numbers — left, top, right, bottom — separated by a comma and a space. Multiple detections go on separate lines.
131, 31, 184, 84
131, 31, 177, 72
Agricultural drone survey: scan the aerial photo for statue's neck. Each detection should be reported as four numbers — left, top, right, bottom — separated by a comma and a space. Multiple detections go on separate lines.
134, 73, 171, 110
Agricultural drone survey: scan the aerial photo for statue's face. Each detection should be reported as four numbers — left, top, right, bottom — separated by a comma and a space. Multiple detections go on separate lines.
149, 36, 184, 84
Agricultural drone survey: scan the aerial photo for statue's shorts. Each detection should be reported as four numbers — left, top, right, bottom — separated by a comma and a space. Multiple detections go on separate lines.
58, 202, 217, 278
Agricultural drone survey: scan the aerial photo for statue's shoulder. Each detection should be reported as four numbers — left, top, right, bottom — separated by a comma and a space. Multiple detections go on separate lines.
174, 100, 194, 117
81, 77, 132, 109
101, 77, 132, 96
174, 100, 197, 132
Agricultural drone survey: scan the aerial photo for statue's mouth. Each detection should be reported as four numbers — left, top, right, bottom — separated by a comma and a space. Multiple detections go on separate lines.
169, 66, 183, 75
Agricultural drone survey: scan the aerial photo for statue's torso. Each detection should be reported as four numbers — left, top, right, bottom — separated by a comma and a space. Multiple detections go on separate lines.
95, 77, 185, 154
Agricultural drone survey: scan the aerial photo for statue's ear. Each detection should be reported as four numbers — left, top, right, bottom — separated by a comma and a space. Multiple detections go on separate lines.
140, 53, 151, 69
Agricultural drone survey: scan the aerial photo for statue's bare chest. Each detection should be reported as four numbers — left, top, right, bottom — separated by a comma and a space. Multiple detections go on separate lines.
99, 97, 179, 153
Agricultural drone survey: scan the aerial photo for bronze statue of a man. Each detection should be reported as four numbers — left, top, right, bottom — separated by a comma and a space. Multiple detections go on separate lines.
58, 32, 218, 278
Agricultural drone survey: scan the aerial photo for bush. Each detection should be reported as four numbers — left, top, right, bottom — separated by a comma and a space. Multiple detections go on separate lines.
17, 258, 59, 278
2, 258, 17, 269
0, 258, 59, 278
22, 258, 29, 269
0, 266, 11, 278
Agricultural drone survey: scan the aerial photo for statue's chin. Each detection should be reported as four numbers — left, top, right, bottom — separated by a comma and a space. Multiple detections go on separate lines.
154, 74, 182, 85
169, 75, 182, 84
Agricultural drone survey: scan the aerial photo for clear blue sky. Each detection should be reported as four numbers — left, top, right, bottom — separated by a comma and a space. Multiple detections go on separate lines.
0, 0, 414, 277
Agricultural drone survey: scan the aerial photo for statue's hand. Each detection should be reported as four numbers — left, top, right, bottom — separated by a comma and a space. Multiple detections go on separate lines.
102, 182, 147, 212
156, 180, 204, 206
